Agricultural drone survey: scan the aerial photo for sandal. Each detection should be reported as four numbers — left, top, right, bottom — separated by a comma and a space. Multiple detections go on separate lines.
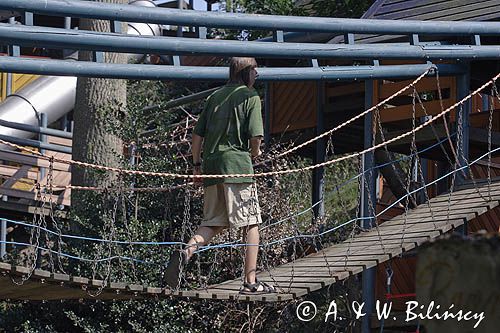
239, 279, 277, 295
163, 250, 188, 289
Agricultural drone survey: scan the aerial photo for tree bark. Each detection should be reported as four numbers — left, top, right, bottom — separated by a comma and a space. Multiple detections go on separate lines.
71, 0, 128, 212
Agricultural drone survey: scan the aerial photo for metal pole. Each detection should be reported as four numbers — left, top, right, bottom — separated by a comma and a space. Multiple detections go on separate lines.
312, 82, 325, 221
0, 134, 72, 154
361, 79, 377, 333
39, 112, 48, 182
482, 93, 489, 112
3, 0, 500, 36
0, 218, 6, 259
0, 58, 464, 81
0, 118, 73, 139
5, 17, 15, 97
4, 24, 500, 60
176, 0, 183, 37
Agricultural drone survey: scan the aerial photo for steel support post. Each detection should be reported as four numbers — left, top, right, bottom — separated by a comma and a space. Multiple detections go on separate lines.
312, 82, 325, 221
5, 16, 16, 97
0, 218, 6, 259
361, 79, 377, 333
39, 113, 48, 182
176, 0, 183, 37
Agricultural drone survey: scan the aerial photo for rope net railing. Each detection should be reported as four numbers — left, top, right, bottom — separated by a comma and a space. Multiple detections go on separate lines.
0, 70, 499, 299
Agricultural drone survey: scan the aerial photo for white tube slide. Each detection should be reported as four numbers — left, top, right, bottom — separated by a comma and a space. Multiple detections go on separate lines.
0, 0, 161, 143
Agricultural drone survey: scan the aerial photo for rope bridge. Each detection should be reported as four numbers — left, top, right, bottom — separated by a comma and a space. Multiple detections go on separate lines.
1, 70, 500, 302
1, 176, 499, 302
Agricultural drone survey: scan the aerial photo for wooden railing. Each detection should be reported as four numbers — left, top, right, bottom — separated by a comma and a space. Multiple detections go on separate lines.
0, 136, 72, 208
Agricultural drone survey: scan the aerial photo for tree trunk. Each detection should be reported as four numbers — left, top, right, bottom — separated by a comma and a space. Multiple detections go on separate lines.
375, 148, 418, 209
71, 0, 128, 212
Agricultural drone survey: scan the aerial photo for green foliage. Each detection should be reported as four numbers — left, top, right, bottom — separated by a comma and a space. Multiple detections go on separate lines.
242, 0, 303, 16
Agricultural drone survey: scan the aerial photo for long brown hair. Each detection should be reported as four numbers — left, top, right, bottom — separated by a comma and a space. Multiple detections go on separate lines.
229, 57, 257, 87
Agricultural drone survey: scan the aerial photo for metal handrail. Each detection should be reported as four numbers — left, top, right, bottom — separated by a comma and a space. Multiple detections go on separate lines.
1, 0, 500, 36
0, 134, 72, 154
0, 119, 72, 139
0, 60, 465, 81
2, 24, 500, 60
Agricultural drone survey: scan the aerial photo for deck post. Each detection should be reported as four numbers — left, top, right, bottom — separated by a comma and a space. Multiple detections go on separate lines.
39, 112, 48, 182
312, 82, 325, 221
456, 67, 471, 187
0, 218, 6, 258
361, 79, 377, 333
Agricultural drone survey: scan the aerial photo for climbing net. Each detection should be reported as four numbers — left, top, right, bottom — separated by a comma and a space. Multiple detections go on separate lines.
1, 68, 500, 302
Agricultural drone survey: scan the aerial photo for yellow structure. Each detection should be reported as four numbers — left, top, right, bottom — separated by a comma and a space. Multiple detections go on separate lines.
0, 73, 39, 101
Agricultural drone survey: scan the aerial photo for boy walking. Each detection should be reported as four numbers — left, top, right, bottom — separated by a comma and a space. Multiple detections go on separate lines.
164, 57, 276, 294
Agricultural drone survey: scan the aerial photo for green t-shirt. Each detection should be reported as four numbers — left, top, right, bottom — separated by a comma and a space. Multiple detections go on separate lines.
193, 84, 264, 187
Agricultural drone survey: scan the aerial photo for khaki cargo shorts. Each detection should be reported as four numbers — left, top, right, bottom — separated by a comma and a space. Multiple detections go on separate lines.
200, 183, 262, 229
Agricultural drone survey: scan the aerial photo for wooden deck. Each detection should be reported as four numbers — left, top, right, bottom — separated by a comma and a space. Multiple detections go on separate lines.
1, 179, 499, 302
0, 136, 72, 216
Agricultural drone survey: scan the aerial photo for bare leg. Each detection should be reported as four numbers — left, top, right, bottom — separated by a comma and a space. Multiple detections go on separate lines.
185, 226, 225, 260
242, 224, 259, 284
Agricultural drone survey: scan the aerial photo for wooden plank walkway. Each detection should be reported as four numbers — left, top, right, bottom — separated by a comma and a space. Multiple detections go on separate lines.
1, 179, 499, 302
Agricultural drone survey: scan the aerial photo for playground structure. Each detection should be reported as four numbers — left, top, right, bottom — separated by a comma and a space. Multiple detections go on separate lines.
1, 0, 500, 331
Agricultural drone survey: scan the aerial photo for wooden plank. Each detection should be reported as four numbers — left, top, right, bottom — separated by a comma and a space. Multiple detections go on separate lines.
0, 187, 70, 206
390, 195, 499, 214
206, 282, 304, 298
377, 0, 494, 19
326, 82, 364, 98
379, 1, 500, 21
0, 165, 37, 183
0, 262, 12, 271
385, 203, 498, 223
257, 271, 341, 283
330, 238, 431, 255
357, 225, 451, 239
378, 0, 464, 15
46, 136, 72, 148
396, 203, 490, 220
0, 278, 47, 299
0, 200, 67, 218
387, 206, 492, 224
16, 284, 86, 300
71, 276, 89, 285
379, 77, 453, 100
379, 219, 463, 232
206, 282, 311, 297
196, 291, 231, 300
307, 252, 392, 262
470, 127, 500, 146
380, 99, 454, 123
0, 150, 71, 172
347, 228, 443, 241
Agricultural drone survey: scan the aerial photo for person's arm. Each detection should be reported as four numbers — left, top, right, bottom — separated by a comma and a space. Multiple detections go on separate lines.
250, 136, 262, 158
246, 95, 264, 158
192, 133, 203, 183
192, 134, 203, 165
192, 97, 209, 183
